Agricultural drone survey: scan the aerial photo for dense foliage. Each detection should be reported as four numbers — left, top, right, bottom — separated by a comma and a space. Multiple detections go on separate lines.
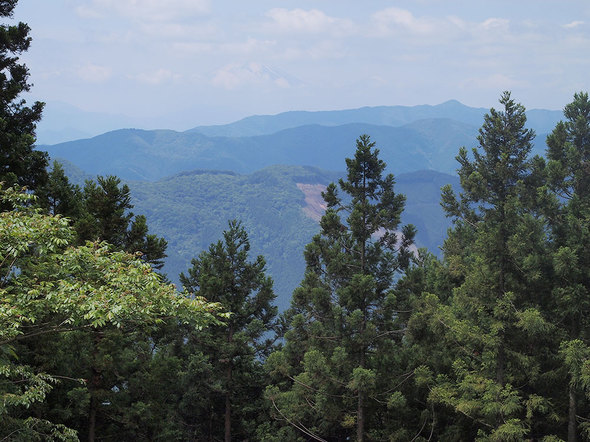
265, 134, 415, 441
7, 89, 590, 439
5, 2, 590, 440
179, 220, 277, 441
0, 187, 223, 440
124, 165, 458, 309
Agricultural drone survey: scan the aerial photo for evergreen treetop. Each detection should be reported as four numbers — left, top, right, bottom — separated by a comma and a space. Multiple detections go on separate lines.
0, 0, 46, 194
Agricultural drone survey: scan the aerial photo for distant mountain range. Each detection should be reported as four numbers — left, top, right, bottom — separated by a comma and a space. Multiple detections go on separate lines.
186, 99, 563, 138
43, 121, 474, 181
42, 100, 562, 181
58, 159, 459, 310
46, 100, 564, 308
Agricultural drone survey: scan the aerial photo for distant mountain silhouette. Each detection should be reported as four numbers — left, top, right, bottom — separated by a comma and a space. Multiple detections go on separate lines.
44, 120, 479, 181
188, 100, 561, 137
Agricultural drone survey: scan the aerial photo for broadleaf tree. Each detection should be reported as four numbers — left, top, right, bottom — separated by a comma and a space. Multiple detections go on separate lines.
0, 186, 224, 440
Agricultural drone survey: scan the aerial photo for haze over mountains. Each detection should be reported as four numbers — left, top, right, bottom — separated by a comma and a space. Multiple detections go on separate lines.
46, 100, 563, 308
39, 99, 562, 145
43, 100, 561, 180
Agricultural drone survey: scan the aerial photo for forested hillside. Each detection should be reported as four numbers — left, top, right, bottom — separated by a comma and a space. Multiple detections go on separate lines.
127, 166, 459, 308
4, 1, 590, 441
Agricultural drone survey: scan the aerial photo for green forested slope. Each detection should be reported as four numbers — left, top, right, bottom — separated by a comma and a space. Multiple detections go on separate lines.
128, 166, 335, 309
127, 165, 458, 309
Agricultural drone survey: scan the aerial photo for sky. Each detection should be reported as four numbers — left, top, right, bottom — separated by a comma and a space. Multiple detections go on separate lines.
12, 0, 590, 131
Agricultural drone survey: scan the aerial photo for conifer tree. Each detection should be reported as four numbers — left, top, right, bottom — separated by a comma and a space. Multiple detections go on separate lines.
29, 175, 170, 440
0, 185, 222, 440
76, 175, 167, 268
0, 0, 46, 196
180, 220, 277, 442
37, 161, 83, 218
430, 92, 556, 439
545, 91, 590, 441
266, 134, 415, 441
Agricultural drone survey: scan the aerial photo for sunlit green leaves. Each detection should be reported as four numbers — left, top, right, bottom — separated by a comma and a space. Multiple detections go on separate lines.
0, 186, 223, 438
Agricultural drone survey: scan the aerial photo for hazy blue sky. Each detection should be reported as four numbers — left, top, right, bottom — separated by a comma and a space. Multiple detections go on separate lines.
14, 0, 590, 128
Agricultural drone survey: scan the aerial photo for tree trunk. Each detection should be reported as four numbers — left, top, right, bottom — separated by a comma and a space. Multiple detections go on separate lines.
88, 394, 97, 442
225, 371, 231, 442
88, 332, 102, 442
497, 202, 506, 389
569, 313, 580, 442
356, 344, 366, 442
357, 390, 365, 442
496, 343, 505, 387
569, 384, 577, 442
225, 326, 233, 442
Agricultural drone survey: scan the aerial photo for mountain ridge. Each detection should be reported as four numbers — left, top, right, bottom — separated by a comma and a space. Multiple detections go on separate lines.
43, 120, 479, 181
37, 99, 564, 145
188, 100, 561, 137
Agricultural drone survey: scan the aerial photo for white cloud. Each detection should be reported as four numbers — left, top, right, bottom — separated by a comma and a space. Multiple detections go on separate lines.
171, 38, 275, 58
370, 8, 512, 44
78, 0, 210, 22
77, 64, 112, 83
479, 18, 510, 32
371, 8, 438, 35
265, 8, 355, 36
564, 20, 584, 29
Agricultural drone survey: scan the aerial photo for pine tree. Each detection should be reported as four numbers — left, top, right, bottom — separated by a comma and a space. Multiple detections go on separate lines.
545, 91, 590, 441
179, 220, 277, 441
431, 92, 557, 439
266, 134, 415, 441
0, 0, 46, 196
37, 161, 83, 218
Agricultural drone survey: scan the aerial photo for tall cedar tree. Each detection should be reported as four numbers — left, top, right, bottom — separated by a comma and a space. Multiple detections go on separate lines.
37, 161, 83, 218
266, 135, 415, 441
389, 249, 466, 440
76, 175, 167, 269
433, 92, 557, 439
180, 220, 277, 442
75, 176, 166, 440
0, 0, 46, 197
545, 92, 590, 441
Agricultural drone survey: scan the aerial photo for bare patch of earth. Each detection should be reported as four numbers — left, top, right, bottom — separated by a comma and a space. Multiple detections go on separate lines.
296, 183, 327, 221
296, 182, 418, 254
